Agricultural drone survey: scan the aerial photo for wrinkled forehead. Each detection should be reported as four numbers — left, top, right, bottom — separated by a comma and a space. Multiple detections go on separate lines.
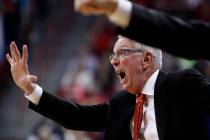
113, 37, 137, 52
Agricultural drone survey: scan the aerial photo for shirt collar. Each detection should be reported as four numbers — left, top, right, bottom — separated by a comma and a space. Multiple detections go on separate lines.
142, 69, 159, 96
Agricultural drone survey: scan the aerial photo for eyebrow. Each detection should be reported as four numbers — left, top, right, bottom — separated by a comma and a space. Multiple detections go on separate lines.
113, 45, 131, 52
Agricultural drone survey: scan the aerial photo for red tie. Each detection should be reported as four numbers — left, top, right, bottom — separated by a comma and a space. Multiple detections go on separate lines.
133, 94, 146, 140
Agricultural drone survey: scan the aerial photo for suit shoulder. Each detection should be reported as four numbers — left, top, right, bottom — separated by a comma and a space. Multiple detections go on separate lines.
168, 69, 203, 78
167, 69, 208, 86
109, 90, 135, 104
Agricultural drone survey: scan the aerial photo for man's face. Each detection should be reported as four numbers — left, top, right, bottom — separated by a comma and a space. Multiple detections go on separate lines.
111, 37, 146, 94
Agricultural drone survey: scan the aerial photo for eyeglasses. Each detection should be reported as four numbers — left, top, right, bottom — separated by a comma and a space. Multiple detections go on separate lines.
109, 48, 145, 61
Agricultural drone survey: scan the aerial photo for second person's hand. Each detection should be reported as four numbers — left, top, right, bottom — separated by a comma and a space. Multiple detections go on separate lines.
74, 0, 118, 16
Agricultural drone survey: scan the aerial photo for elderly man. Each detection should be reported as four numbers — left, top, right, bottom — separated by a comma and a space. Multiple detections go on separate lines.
6, 36, 210, 140
75, 0, 210, 60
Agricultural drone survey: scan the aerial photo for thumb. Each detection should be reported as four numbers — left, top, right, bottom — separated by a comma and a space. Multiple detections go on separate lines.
29, 75, 38, 83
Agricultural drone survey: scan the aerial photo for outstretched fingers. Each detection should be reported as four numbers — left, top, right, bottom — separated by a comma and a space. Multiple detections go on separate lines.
10, 42, 21, 62
22, 45, 28, 63
6, 42, 29, 65
6, 53, 13, 65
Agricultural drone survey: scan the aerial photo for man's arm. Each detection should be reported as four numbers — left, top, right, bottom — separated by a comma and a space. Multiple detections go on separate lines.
117, 3, 210, 60
75, 0, 210, 60
29, 90, 108, 131
6, 42, 108, 131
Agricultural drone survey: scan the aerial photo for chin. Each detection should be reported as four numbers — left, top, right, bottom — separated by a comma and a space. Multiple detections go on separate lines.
122, 83, 136, 94
123, 87, 136, 95
128, 87, 139, 95
122, 84, 129, 90
127, 90, 137, 95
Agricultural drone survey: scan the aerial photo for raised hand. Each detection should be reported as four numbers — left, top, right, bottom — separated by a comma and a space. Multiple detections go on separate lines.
6, 42, 37, 94
74, 0, 117, 16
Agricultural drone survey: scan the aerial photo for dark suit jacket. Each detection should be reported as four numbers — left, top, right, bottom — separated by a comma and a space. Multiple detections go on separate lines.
117, 3, 210, 60
29, 69, 210, 140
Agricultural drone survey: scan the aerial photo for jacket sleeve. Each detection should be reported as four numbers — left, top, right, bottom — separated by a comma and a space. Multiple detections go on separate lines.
117, 3, 210, 60
29, 91, 109, 131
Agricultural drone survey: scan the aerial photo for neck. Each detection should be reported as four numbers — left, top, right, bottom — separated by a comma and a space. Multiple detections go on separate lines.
138, 67, 159, 94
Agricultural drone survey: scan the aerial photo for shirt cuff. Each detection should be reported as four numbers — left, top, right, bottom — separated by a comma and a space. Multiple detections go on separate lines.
108, 0, 132, 29
25, 84, 43, 105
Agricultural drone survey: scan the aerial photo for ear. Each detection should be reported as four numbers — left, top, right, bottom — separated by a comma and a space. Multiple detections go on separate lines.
142, 52, 153, 70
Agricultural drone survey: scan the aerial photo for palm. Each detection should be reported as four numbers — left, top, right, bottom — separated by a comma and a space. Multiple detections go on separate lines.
11, 57, 29, 87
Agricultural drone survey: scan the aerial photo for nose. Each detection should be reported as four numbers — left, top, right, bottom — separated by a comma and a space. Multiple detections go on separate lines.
111, 57, 120, 67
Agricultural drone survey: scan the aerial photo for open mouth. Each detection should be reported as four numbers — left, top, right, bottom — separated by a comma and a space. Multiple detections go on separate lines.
116, 70, 126, 80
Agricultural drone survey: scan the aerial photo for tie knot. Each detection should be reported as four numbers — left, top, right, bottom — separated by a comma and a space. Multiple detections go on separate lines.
136, 94, 146, 103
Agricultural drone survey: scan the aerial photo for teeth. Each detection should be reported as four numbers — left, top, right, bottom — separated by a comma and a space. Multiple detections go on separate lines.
116, 70, 120, 74
115, 70, 125, 80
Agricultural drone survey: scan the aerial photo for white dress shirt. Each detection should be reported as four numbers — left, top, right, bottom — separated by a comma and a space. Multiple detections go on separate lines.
26, 70, 160, 140
25, 84, 43, 105
131, 69, 159, 140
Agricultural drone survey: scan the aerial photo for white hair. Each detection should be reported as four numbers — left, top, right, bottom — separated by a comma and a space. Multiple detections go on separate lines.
118, 35, 163, 68
134, 42, 163, 68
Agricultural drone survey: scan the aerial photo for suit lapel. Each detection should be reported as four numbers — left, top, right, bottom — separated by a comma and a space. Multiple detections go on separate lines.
154, 71, 169, 140
125, 93, 136, 139
108, 91, 136, 140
